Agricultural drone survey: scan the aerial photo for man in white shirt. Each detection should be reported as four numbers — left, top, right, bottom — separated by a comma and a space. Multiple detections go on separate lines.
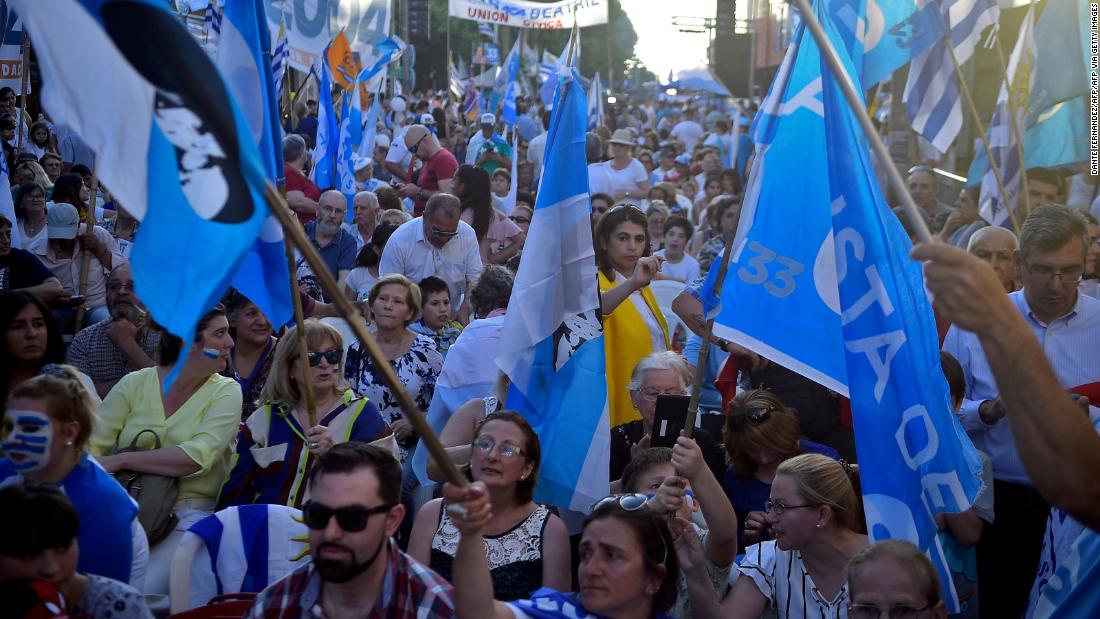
526, 109, 552, 181
670, 108, 704, 154
464, 114, 496, 166
941, 204, 1100, 618
378, 193, 482, 319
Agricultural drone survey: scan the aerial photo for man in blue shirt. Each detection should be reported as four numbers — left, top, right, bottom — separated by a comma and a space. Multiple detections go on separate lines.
302, 190, 358, 301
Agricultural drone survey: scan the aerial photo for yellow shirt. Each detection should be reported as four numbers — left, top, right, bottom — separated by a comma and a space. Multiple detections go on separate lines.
599, 272, 670, 427
91, 367, 243, 502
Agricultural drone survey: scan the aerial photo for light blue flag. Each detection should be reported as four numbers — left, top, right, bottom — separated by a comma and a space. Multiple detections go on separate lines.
335, 91, 356, 220
492, 38, 520, 119
13, 0, 274, 381
218, 0, 293, 330
1025, 0, 1088, 127
359, 35, 407, 94
719, 1, 981, 611
829, 0, 941, 87
967, 96, 1088, 178
586, 72, 604, 131
356, 91, 381, 161
496, 60, 609, 511
311, 58, 338, 189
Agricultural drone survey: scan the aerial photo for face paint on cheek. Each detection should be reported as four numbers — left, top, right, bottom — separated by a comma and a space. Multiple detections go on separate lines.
2, 410, 53, 472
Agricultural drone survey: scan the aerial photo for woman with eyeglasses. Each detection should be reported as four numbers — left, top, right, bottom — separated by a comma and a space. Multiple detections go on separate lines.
447, 483, 680, 619
596, 204, 670, 430
13, 181, 49, 248
217, 319, 390, 510
722, 389, 840, 552
678, 453, 868, 619
90, 305, 241, 596
345, 274, 443, 462
409, 412, 570, 601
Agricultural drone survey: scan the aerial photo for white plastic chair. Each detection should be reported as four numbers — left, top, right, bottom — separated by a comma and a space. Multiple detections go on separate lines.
168, 504, 310, 613
649, 280, 689, 342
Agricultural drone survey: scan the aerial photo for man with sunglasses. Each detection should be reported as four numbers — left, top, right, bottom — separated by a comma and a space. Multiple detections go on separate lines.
398, 124, 457, 218
247, 443, 455, 618
940, 204, 1100, 618
379, 193, 482, 321
67, 263, 159, 398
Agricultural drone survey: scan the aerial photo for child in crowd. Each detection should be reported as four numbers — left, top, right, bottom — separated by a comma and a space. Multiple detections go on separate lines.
491, 168, 511, 212
411, 276, 463, 356
656, 216, 700, 283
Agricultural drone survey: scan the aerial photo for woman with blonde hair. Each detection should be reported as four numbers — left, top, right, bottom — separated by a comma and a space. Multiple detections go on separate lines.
217, 319, 391, 509
680, 453, 867, 619
722, 389, 839, 550
345, 274, 443, 460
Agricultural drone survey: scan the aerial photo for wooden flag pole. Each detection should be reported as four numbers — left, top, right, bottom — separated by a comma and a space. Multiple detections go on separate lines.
684, 226, 738, 438
282, 224, 320, 428
262, 182, 466, 486
790, 0, 932, 243
16, 35, 29, 153
943, 39, 1022, 235
73, 164, 100, 332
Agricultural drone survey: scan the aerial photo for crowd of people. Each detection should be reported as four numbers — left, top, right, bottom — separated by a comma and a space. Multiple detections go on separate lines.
0, 64, 1098, 619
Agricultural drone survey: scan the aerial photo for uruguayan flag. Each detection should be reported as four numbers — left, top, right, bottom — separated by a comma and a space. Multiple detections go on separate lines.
184, 505, 310, 609
496, 60, 608, 511
356, 91, 381, 161
12, 0, 274, 370
218, 0, 293, 330
312, 58, 338, 189
840, 0, 941, 87
360, 35, 407, 99
336, 90, 357, 218
493, 38, 521, 120
271, 17, 288, 96
203, 0, 221, 37
586, 72, 604, 131
718, 2, 982, 611
478, 21, 497, 42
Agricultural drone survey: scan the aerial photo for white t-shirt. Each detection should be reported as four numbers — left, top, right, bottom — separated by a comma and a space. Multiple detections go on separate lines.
587, 162, 611, 197
671, 120, 704, 153
344, 266, 378, 301
385, 126, 412, 170
655, 250, 700, 283
600, 159, 648, 204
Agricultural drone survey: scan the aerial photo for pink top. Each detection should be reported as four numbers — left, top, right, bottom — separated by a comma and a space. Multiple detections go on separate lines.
460, 208, 522, 264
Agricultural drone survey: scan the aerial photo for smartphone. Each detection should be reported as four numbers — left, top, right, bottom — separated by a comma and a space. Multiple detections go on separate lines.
651, 394, 691, 448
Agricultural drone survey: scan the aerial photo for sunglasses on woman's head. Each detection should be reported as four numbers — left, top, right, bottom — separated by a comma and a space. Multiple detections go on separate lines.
590, 493, 668, 564
302, 501, 394, 532
728, 407, 773, 427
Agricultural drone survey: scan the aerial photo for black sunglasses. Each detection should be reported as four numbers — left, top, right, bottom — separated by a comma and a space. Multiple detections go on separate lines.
297, 349, 341, 367
302, 501, 395, 532
509, 216, 530, 224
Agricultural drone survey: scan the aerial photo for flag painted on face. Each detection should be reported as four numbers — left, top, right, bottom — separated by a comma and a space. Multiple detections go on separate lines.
13, 0, 275, 384
718, 1, 982, 611
496, 48, 608, 511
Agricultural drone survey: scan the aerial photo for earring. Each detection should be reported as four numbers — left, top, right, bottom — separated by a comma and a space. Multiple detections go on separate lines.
815, 523, 822, 529
65, 441, 73, 447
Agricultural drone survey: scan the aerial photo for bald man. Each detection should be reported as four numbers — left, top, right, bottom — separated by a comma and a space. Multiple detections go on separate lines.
967, 226, 1019, 293
398, 124, 457, 217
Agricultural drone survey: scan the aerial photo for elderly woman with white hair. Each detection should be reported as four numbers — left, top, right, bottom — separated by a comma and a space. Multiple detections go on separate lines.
608, 351, 727, 483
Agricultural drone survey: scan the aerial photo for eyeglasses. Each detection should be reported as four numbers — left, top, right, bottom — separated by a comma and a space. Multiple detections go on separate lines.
297, 349, 341, 367
763, 499, 819, 515
848, 603, 935, 619
728, 407, 773, 427
473, 436, 525, 459
302, 501, 395, 532
637, 388, 684, 402
592, 204, 610, 214
430, 226, 460, 238
591, 493, 668, 564
509, 216, 530, 224
1022, 261, 1083, 283
107, 282, 135, 292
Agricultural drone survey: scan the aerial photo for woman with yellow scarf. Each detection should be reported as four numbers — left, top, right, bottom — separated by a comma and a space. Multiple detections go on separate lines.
596, 204, 670, 429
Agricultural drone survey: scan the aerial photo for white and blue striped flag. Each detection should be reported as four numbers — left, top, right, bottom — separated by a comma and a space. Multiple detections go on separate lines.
203, 0, 221, 37
477, 21, 497, 42
271, 18, 288, 96
13, 0, 277, 386
711, 1, 983, 611
311, 58, 338, 189
336, 85, 357, 216
586, 72, 604, 131
977, 4, 1034, 227
496, 53, 608, 511
184, 505, 309, 609
902, 0, 999, 155
217, 0, 293, 329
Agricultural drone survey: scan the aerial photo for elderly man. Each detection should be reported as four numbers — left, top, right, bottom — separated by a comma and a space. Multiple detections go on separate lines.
283, 134, 321, 223
941, 205, 1100, 618
967, 226, 1019, 293
67, 263, 159, 397
246, 444, 455, 618
303, 190, 358, 299
28, 202, 123, 333
847, 541, 947, 619
895, 165, 954, 233
398, 124, 457, 217
344, 191, 380, 254
379, 193, 481, 319
607, 351, 726, 483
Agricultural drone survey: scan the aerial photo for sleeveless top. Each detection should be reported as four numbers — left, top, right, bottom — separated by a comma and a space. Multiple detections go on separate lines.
430, 503, 551, 601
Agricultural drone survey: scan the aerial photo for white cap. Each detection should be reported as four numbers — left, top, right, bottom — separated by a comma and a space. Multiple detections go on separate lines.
480, 113, 496, 125
419, 113, 436, 125
352, 155, 372, 172
374, 134, 390, 149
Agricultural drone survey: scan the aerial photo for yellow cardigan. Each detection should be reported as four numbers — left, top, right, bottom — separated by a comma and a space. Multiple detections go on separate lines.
599, 272, 671, 427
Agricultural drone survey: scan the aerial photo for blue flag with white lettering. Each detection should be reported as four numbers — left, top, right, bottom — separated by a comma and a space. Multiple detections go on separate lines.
717, 1, 982, 611
312, 59, 338, 189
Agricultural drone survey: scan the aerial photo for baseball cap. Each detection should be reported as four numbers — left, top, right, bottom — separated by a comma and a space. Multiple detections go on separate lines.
480, 113, 496, 125
674, 154, 691, 166
374, 134, 390, 149
46, 203, 80, 239
419, 113, 436, 125
352, 156, 372, 172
